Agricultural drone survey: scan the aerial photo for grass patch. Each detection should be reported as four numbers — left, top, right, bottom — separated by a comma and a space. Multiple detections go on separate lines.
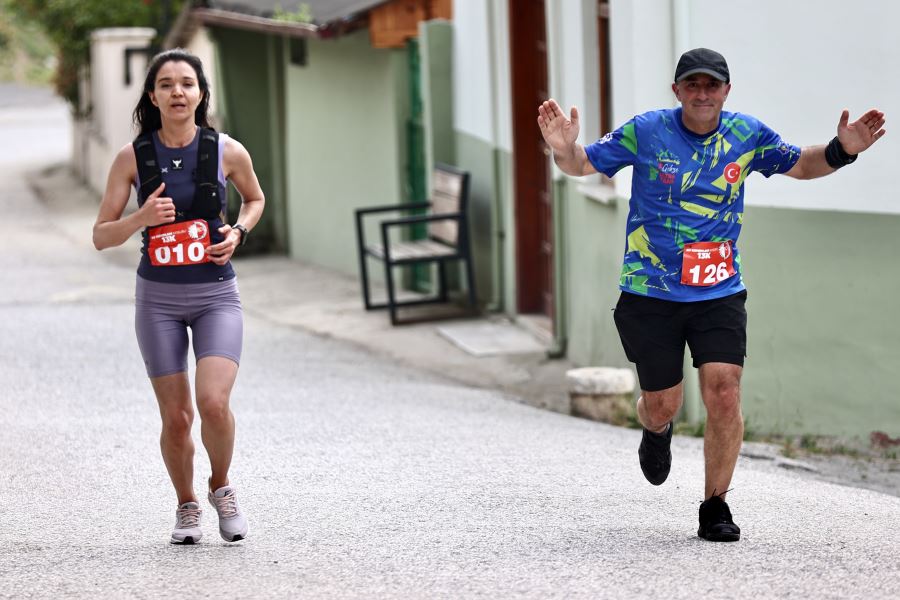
621, 412, 896, 464
674, 420, 705, 438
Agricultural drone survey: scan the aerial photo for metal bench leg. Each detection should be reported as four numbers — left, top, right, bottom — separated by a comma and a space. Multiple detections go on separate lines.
464, 256, 477, 313
383, 260, 399, 325
355, 213, 374, 310
437, 261, 448, 302
359, 255, 375, 310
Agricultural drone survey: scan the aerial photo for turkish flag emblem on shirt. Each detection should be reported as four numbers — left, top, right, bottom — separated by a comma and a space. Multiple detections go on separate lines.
723, 162, 741, 184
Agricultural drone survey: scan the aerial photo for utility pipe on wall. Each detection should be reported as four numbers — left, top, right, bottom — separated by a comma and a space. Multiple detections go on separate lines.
485, 0, 505, 312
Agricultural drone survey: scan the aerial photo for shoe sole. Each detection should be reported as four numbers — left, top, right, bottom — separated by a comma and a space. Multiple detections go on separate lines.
221, 531, 247, 542
698, 528, 740, 542
171, 536, 198, 545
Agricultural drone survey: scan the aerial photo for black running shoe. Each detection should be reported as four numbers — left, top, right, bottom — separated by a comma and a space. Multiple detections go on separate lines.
698, 494, 741, 542
638, 423, 672, 485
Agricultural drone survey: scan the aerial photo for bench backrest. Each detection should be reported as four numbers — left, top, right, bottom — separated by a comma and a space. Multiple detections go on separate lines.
428, 163, 470, 246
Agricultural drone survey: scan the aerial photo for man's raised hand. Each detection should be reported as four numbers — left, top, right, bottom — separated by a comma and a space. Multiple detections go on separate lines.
537, 99, 580, 155
838, 108, 886, 155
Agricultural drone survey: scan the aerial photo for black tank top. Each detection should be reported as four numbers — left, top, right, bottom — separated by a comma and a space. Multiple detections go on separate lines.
135, 128, 235, 284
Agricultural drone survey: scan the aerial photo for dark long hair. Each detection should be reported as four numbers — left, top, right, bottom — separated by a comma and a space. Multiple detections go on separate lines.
132, 48, 213, 135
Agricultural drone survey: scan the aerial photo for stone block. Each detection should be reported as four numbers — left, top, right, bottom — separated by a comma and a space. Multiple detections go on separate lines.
567, 367, 636, 426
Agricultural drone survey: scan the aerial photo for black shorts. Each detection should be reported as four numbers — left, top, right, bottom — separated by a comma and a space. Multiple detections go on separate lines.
613, 290, 747, 392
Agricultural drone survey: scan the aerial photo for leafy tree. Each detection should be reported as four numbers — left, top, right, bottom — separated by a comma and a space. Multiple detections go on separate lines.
272, 3, 313, 24
5, 0, 185, 113
0, 3, 56, 85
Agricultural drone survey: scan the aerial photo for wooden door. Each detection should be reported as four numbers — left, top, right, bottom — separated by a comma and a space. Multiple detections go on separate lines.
510, 0, 553, 319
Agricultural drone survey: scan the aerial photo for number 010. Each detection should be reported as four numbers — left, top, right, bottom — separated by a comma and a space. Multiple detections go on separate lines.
154, 242, 205, 264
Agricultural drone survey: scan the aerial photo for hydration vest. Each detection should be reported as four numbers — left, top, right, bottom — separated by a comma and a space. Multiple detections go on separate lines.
133, 127, 221, 223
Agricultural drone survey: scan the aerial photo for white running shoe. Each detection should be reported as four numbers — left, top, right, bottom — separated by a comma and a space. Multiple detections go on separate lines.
171, 501, 203, 544
208, 485, 248, 542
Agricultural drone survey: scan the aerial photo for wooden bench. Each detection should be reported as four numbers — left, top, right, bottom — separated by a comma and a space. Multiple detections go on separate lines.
354, 163, 477, 325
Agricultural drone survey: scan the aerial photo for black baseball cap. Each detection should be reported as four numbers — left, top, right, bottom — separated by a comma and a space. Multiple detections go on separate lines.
674, 48, 730, 83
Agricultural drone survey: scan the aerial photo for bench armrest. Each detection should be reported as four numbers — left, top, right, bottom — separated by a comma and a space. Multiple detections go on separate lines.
379, 213, 463, 228
355, 202, 433, 252
355, 202, 431, 217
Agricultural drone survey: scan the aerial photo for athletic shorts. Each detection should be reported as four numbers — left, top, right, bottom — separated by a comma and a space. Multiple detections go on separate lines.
613, 290, 747, 392
135, 275, 243, 378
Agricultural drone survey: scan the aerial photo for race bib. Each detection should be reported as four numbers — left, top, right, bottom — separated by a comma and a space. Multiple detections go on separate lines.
681, 241, 736, 287
148, 219, 211, 267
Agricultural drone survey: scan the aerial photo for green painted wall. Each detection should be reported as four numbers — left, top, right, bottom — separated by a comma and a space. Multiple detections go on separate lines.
420, 21, 454, 169
454, 130, 512, 309
562, 183, 631, 368
739, 207, 900, 436
284, 30, 408, 275
561, 181, 900, 437
210, 27, 287, 253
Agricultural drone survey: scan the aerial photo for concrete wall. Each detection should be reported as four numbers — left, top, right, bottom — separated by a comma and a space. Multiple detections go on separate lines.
284, 30, 409, 275
739, 207, 900, 435
452, 0, 513, 311
77, 28, 155, 194
420, 20, 454, 171
181, 26, 220, 124
679, 0, 898, 215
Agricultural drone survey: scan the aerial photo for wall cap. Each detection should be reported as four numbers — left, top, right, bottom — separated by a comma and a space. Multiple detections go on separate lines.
91, 28, 157, 42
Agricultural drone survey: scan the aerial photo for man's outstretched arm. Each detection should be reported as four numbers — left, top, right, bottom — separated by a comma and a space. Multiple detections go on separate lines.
785, 108, 886, 180
537, 99, 598, 177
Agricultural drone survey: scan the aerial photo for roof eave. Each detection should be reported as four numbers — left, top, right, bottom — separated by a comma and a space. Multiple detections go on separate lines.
164, 8, 321, 48
191, 7, 320, 39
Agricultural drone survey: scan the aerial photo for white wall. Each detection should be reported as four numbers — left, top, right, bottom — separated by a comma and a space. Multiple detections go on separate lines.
184, 27, 220, 124
608, 0, 899, 215
452, 0, 511, 151
690, 0, 898, 214
81, 28, 155, 193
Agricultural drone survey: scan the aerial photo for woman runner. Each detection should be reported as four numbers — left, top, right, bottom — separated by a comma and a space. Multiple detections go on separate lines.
92, 48, 264, 544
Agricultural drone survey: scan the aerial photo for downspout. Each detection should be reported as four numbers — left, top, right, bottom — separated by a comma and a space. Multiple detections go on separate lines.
485, 2, 504, 312
546, 0, 566, 357
548, 177, 567, 358
672, 0, 702, 426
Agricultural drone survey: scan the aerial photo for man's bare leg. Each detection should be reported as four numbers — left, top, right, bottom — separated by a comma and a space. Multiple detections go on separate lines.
698, 363, 744, 500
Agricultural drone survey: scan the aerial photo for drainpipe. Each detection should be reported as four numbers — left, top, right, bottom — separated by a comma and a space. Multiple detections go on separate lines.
672, 0, 702, 425
548, 177, 567, 358
485, 1, 505, 312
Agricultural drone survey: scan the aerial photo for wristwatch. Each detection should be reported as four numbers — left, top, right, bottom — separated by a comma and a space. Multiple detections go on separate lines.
233, 224, 249, 246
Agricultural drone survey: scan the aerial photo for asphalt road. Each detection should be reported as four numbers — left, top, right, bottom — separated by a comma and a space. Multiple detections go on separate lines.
1, 86, 898, 599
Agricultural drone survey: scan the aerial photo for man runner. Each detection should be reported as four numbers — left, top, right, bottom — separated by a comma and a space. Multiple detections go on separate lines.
537, 48, 885, 541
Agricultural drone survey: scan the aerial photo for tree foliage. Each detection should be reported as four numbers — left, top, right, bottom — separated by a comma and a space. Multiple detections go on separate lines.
5, 0, 185, 113
0, 3, 56, 85
272, 3, 313, 24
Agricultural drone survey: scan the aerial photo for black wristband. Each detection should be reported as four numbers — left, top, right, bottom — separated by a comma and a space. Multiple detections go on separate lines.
824, 136, 858, 169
